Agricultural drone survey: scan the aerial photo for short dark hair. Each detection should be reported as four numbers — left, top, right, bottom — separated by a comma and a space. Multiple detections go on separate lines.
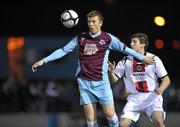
86, 10, 104, 22
130, 33, 149, 50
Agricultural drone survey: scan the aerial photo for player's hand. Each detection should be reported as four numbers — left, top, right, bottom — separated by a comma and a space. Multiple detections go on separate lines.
108, 61, 116, 73
32, 59, 45, 72
142, 56, 155, 65
155, 88, 164, 95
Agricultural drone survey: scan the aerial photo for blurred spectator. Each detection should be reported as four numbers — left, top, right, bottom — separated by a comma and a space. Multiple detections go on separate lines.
1, 74, 29, 112
46, 81, 59, 112
1, 78, 180, 113
63, 82, 74, 112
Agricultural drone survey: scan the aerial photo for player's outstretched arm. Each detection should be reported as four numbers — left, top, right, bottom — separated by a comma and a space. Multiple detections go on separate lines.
32, 59, 45, 72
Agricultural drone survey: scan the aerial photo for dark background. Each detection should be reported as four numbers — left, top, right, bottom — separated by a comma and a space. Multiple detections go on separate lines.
0, 1, 179, 126
0, 1, 179, 36
0, 0, 179, 83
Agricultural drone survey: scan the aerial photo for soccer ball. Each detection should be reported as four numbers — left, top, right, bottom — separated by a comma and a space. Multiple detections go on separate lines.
61, 10, 79, 28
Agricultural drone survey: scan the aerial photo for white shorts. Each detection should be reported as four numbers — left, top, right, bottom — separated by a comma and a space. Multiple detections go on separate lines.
120, 92, 166, 122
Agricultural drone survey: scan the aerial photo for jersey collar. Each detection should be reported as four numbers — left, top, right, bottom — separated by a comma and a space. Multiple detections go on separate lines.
89, 31, 101, 38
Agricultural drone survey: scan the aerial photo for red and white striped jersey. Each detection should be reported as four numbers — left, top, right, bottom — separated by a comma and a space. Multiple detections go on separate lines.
114, 52, 168, 94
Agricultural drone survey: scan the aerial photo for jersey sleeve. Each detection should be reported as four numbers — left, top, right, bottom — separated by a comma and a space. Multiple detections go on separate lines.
123, 47, 143, 61
44, 36, 79, 63
114, 60, 125, 78
155, 56, 168, 78
108, 34, 125, 52
108, 34, 143, 61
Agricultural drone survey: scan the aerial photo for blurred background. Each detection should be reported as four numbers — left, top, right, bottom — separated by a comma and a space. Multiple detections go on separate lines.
0, 0, 180, 127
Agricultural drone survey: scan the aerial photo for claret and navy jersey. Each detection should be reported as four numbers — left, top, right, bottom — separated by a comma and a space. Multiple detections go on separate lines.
44, 31, 144, 81
77, 31, 125, 80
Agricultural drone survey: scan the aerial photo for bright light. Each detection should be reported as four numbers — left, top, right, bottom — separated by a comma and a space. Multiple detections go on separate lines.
154, 16, 165, 26
7, 37, 24, 50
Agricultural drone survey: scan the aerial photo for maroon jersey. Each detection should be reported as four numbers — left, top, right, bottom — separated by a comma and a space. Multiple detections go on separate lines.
77, 31, 111, 80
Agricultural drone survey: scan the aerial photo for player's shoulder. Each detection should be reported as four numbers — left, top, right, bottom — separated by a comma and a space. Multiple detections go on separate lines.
121, 56, 128, 61
101, 31, 111, 38
146, 52, 159, 58
126, 55, 134, 61
77, 32, 91, 40
106, 32, 122, 44
146, 52, 162, 63
78, 32, 89, 37
106, 32, 115, 38
118, 56, 129, 65
97, 31, 112, 43
146, 52, 155, 56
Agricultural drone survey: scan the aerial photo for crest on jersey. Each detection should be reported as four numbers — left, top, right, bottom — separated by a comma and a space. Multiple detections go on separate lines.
133, 59, 145, 72
99, 39, 106, 45
137, 64, 143, 71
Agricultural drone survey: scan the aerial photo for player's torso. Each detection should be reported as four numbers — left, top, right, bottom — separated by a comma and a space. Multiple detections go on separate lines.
123, 54, 158, 93
77, 32, 111, 80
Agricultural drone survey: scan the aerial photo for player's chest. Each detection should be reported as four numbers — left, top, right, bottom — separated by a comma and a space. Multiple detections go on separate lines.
79, 38, 109, 50
124, 60, 155, 74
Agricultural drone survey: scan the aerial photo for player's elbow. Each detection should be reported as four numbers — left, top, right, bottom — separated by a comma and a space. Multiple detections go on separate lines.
164, 75, 171, 86
167, 76, 171, 86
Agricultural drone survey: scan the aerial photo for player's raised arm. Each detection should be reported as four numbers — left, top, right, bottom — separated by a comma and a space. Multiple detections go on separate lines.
124, 46, 155, 64
108, 34, 154, 64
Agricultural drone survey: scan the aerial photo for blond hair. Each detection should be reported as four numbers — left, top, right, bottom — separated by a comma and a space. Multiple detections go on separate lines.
86, 10, 104, 22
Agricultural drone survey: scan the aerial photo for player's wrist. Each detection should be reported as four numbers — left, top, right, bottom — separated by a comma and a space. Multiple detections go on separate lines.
108, 70, 115, 74
42, 59, 46, 64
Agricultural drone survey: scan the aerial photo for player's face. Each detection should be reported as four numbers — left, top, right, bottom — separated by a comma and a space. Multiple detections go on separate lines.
130, 38, 145, 53
87, 16, 103, 34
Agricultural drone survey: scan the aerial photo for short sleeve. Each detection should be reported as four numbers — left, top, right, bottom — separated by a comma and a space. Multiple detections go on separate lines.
114, 60, 125, 78
155, 56, 168, 78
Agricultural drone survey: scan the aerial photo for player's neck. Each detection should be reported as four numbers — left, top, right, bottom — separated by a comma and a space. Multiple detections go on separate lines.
89, 31, 101, 38
90, 31, 101, 34
138, 50, 145, 55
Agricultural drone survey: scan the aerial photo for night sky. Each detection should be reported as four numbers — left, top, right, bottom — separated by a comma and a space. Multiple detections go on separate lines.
0, 0, 179, 83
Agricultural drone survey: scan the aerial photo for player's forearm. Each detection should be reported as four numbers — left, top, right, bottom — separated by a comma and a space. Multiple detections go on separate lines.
108, 71, 119, 84
159, 76, 171, 92
124, 47, 143, 61
44, 48, 66, 63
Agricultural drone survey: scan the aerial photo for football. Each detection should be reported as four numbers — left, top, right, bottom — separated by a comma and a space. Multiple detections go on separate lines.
61, 10, 79, 28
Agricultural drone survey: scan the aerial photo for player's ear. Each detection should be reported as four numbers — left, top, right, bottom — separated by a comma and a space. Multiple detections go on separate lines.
99, 21, 103, 27
141, 43, 145, 49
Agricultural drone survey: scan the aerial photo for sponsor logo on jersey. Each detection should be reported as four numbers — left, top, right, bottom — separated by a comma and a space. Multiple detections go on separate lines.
84, 43, 98, 55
